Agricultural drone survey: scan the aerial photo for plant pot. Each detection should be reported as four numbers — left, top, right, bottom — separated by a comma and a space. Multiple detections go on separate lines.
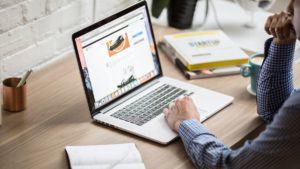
167, 0, 197, 29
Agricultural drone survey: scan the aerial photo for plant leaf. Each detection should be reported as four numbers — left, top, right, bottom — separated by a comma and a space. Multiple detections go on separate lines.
151, 0, 170, 18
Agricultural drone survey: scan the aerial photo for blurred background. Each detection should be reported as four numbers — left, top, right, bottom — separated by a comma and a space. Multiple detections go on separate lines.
0, 0, 290, 79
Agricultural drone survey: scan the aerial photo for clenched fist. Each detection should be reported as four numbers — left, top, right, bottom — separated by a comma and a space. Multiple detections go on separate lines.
265, 11, 296, 44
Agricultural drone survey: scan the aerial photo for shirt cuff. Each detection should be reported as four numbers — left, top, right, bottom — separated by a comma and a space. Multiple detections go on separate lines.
264, 41, 295, 72
178, 119, 215, 149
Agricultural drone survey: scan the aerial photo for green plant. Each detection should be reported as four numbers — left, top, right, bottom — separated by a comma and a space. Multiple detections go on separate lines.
151, 0, 170, 18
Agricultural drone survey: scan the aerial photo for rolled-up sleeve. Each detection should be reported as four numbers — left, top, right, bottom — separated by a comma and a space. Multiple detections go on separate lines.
257, 39, 295, 123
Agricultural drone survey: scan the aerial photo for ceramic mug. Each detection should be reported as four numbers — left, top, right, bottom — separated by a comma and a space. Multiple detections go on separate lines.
240, 54, 265, 94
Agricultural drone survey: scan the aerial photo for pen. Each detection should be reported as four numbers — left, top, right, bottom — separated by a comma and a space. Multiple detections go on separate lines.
17, 69, 32, 87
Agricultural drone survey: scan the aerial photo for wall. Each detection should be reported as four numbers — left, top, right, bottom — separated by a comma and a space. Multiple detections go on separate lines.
226, 0, 288, 12
0, 0, 287, 79
0, 0, 136, 79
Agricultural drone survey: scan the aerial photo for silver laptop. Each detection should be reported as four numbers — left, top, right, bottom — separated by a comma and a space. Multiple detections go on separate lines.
72, 1, 233, 144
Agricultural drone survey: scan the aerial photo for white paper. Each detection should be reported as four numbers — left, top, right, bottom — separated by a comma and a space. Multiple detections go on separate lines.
0, 88, 2, 126
65, 143, 145, 169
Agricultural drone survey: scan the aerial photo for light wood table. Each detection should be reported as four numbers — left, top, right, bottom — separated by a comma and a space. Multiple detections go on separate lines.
1, 25, 299, 169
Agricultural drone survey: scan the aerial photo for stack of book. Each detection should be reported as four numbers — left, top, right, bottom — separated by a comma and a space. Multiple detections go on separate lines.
159, 30, 249, 79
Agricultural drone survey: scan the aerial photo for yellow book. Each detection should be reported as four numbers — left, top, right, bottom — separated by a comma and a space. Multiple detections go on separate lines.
163, 30, 249, 71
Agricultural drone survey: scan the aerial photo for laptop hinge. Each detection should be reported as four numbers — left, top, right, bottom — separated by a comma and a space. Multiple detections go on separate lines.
97, 78, 160, 115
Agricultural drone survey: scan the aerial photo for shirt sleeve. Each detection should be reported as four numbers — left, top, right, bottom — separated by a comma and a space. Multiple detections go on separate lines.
179, 119, 232, 168
257, 38, 296, 123
178, 39, 299, 169
179, 96, 300, 169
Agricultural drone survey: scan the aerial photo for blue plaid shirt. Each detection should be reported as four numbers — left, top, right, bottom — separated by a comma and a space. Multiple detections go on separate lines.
178, 39, 300, 169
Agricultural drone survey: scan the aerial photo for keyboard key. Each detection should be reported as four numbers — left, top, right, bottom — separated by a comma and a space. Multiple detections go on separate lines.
111, 84, 190, 126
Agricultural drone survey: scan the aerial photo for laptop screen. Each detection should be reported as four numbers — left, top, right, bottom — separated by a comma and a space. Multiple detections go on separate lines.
73, 3, 161, 113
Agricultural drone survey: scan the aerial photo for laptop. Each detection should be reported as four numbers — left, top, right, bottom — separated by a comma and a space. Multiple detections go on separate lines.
72, 0, 233, 144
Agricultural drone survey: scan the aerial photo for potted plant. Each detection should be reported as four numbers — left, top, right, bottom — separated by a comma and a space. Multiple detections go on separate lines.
151, 0, 198, 29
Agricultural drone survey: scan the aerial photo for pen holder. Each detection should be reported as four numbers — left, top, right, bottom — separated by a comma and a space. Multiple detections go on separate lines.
2, 77, 27, 112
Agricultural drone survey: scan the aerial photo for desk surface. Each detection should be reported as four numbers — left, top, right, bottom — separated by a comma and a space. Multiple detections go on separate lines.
1, 25, 300, 169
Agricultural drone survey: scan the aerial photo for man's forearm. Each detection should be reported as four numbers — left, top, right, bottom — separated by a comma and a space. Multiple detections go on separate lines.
179, 120, 232, 168
257, 39, 295, 123
179, 91, 300, 169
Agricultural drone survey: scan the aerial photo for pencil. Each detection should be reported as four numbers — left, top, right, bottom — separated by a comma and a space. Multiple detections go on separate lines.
17, 69, 32, 87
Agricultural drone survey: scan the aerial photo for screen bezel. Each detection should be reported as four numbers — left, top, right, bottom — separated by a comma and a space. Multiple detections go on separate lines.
72, 1, 162, 117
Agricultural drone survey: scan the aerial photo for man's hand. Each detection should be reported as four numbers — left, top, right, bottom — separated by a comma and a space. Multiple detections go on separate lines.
265, 11, 296, 44
163, 96, 200, 132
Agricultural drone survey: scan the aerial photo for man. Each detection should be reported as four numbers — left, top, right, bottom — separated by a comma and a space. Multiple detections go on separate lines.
163, 0, 300, 168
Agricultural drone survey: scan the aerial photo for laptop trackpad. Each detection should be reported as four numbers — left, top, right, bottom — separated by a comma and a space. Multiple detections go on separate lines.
190, 92, 233, 120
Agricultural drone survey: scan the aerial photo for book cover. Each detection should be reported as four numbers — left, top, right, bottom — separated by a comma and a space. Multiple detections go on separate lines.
158, 42, 241, 79
163, 30, 248, 71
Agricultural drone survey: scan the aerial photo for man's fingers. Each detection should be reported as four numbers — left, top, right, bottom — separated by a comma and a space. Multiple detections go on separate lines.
267, 12, 294, 40
282, 19, 291, 39
277, 13, 285, 38
286, 17, 295, 37
275, 24, 284, 39
265, 16, 272, 35
177, 95, 184, 100
269, 15, 278, 38
168, 101, 175, 109
174, 99, 182, 111
163, 108, 169, 118
280, 13, 291, 39
183, 96, 192, 103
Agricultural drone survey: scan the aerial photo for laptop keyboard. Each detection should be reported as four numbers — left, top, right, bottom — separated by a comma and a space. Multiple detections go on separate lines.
111, 84, 192, 126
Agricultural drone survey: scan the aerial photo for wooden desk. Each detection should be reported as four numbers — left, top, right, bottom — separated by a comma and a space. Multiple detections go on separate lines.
1, 25, 299, 169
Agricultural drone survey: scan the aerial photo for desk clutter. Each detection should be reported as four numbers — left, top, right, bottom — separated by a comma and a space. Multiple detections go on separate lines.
65, 143, 146, 169
159, 30, 248, 79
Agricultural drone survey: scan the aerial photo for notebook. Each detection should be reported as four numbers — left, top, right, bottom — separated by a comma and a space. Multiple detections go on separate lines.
65, 143, 145, 169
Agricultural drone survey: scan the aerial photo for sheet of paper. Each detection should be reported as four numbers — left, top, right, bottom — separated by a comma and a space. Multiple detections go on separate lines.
65, 143, 145, 169
0, 90, 2, 126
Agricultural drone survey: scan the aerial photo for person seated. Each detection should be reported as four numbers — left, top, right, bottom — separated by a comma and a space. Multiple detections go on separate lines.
163, 0, 300, 168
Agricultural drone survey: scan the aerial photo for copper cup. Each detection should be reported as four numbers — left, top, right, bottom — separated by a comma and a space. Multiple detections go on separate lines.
2, 77, 27, 112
